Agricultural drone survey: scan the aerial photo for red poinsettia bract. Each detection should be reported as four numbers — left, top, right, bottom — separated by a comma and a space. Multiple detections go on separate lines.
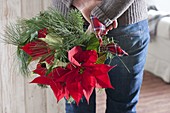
21, 28, 54, 64
31, 64, 70, 102
38, 28, 48, 38
63, 46, 114, 104
31, 46, 114, 105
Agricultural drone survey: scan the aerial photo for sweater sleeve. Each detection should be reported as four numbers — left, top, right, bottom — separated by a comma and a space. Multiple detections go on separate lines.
61, 0, 73, 7
52, 0, 73, 16
91, 0, 135, 24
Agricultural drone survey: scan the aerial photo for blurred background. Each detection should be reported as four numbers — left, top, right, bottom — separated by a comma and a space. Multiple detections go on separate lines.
0, 0, 170, 113
147, 0, 170, 12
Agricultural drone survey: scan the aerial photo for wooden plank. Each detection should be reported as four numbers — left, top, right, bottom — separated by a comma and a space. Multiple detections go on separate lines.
13, 62, 26, 113
43, 0, 52, 10
0, 1, 4, 112
21, 0, 47, 113
0, 0, 26, 113
0, 1, 65, 113
96, 89, 106, 113
1, 44, 12, 113
1, 44, 26, 113
24, 79, 47, 113
46, 89, 65, 113
21, 0, 43, 18
0, 24, 3, 113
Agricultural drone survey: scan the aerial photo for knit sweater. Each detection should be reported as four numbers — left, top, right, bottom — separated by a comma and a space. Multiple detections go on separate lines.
52, 0, 148, 26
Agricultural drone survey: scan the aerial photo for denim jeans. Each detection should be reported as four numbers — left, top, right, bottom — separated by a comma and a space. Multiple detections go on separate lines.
65, 19, 150, 113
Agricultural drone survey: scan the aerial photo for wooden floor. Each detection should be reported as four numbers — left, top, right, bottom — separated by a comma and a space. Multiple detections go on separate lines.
137, 71, 170, 113
96, 71, 170, 113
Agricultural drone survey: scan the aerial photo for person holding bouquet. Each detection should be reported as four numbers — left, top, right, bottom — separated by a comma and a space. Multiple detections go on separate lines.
52, 0, 150, 113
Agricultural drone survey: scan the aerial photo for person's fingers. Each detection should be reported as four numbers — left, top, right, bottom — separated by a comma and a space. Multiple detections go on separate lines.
108, 25, 113, 30
113, 20, 118, 28
106, 20, 118, 31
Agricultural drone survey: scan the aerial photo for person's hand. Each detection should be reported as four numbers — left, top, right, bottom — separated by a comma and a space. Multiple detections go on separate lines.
72, 0, 118, 35
86, 20, 118, 34
106, 20, 118, 31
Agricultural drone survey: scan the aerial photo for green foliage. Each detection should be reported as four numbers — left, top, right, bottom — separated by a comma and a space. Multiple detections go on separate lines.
96, 52, 107, 64
37, 84, 48, 88
3, 8, 92, 77
3, 23, 30, 46
39, 34, 63, 48
67, 96, 75, 104
3, 8, 128, 77
86, 34, 100, 51
17, 47, 31, 76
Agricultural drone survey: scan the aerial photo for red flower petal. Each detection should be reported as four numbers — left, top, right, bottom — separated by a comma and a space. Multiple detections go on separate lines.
38, 28, 47, 38
83, 87, 94, 104
33, 63, 47, 76
22, 40, 51, 60
30, 76, 51, 85
81, 50, 98, 65
68, 46, 98, 67
92, 64, 114, 74
68, 46, 82, 66
50, 82, 65, 102
81, 71, 96, 103
45, 55, 54, 64
40, 53, 55, 65
89, 64, 114, 89
32, 66, 71, 103
67, 82, 83, 105
95, 73, 114, 89
81, 70, 96, 88
66, 63, 77, 70
49, 67, 71, 81
65, 69, 81, 84
64, 87, 70, 100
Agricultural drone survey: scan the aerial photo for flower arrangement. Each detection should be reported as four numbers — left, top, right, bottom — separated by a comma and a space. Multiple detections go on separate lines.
3, 8, 128, 105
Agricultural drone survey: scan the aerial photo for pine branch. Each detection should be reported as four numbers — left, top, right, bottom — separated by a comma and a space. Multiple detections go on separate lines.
17, 47, 31, 76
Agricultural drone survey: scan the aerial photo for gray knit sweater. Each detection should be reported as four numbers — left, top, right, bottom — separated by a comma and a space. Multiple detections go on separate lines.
52, 0, 148, 26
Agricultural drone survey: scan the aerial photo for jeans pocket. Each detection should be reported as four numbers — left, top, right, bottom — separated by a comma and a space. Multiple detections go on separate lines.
112, 33, 144, 55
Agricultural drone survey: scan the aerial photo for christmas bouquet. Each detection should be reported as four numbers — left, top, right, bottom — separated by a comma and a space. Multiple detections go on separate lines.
3, 8, 128, 105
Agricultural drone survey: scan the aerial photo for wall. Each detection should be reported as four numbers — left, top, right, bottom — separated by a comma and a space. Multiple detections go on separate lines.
0, 0, 65, 113
147, 0, 170, 12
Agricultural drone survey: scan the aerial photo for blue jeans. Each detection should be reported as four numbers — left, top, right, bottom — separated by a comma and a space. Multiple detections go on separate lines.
65, 20, 150, 113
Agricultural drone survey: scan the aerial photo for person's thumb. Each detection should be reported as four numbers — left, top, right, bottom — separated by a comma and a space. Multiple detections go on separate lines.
85, 24, 93, 34
113, 20, 118, 28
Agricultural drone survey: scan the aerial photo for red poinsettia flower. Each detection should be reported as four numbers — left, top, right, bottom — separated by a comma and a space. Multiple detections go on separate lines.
58, 63, 95, 104
22, 28, 54, 64
21, 40, 52, 60
31, 65, 70, 102
31, 46, 114, 105
33, 63, 47, 76
38, 28, 47, 38
61, 46, 114, 104
39, 52, 55, 65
